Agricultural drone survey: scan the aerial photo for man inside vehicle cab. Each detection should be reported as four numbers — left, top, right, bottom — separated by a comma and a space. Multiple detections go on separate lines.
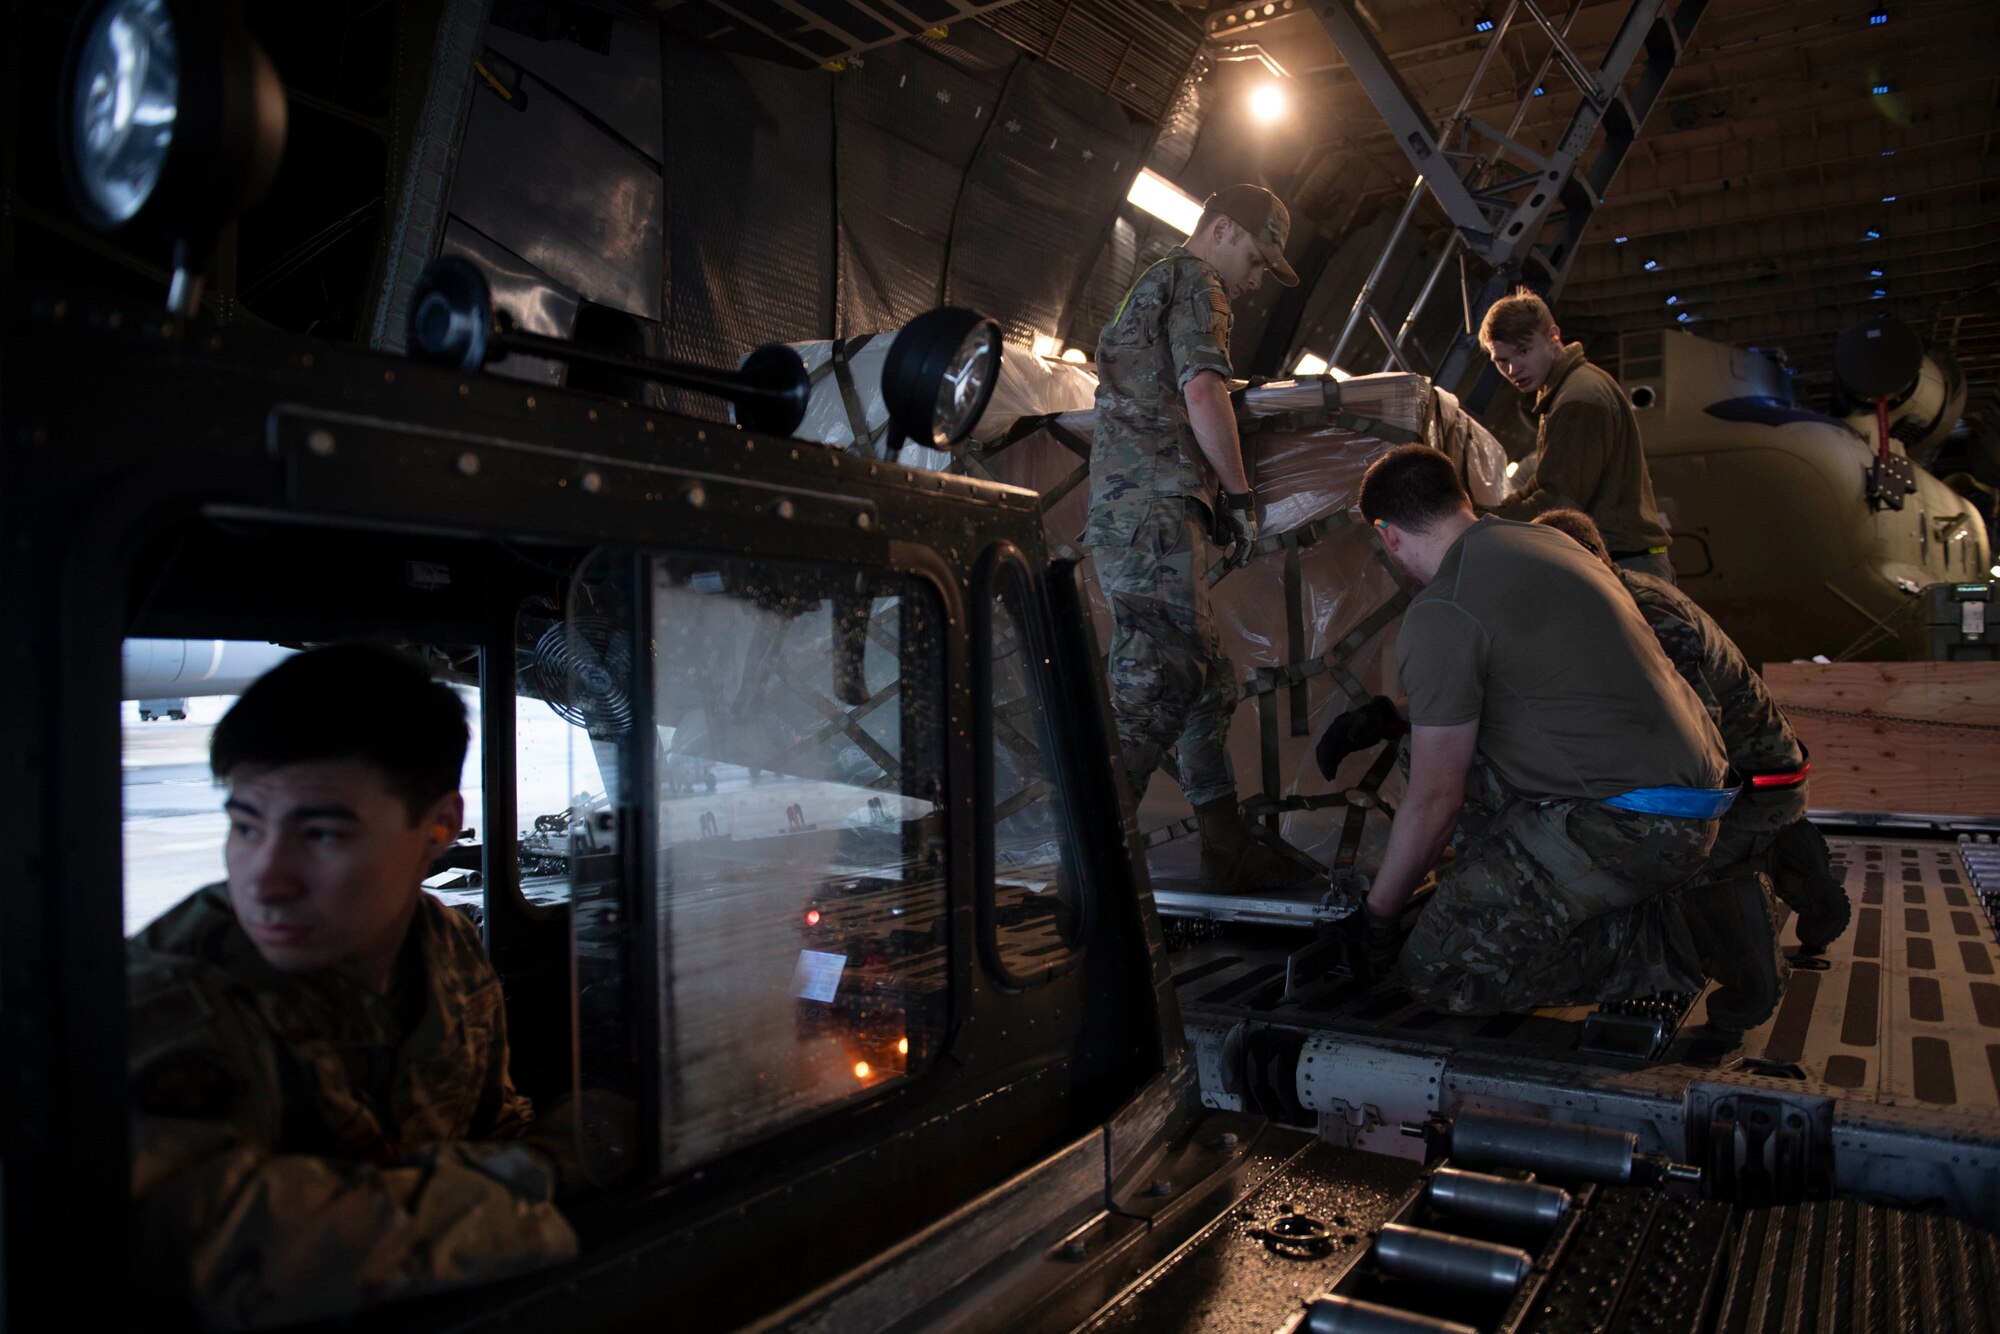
127, 644, 576, 1329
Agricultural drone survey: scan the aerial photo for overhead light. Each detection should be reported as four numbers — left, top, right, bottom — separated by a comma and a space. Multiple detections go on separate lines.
1294, 352, 1329, 376
1881, 149, 1896, 156
1030, 332, 1061, 360
1533, 85, 1546, 97
1675, 312, 1692, 323
1990, 564, 1999, 578
1881, 194, 1897, 203
1865, 228, 1882, 239
1127, 167, 1203, 235
1473, 11, 1495, 32
1643, 258, 1660, 271
1868, 6, 1887, 24
1873, 289, 1887, 299
1665, 294, 1679, 306
1249, 82, 1288, 124
1613, 235, 1629, 244
1869, 268, 1884, 278
1871, 83, 1891, 95
1060, 347, 1088, 364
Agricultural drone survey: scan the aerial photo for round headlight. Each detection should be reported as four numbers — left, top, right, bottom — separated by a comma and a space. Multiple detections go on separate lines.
882, 308, 1003, 450
406, 256, 496, 371
70, 0, 180, 228
931, 323, 1000, 447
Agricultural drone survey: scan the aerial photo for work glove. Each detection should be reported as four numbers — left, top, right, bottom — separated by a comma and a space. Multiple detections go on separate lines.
1315, 695, 1405, 780
1332, 875, 1403, 985
1217, 490, 1260, 569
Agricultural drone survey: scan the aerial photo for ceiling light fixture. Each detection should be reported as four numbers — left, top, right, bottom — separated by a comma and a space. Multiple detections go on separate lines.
1126, 168, 1203, 235
1249, 82, 1288, 123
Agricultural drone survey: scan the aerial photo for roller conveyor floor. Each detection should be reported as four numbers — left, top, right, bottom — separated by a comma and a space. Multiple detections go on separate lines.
1054, 1119, 2000, 1334
1170, 833, 2000, 1124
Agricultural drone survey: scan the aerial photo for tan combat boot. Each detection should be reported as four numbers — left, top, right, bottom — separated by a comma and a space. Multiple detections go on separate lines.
1194, 796, 1321, 894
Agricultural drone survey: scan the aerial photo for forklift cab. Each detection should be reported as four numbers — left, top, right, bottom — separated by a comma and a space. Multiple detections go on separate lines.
14, 5, 2000, 1329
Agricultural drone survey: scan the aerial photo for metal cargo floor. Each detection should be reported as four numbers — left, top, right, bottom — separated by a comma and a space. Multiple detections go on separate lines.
1171, 834, 2000, 1123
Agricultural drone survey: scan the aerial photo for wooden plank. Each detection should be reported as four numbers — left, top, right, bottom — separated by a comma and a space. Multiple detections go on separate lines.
1761, 662, 2000, 726
1761, 662, 2000, 816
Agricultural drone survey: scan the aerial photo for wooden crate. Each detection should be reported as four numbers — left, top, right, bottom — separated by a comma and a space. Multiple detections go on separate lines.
1761, 662, 2000, 817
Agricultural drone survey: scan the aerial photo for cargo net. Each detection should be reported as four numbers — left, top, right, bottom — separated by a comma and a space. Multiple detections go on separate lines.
788, 340, 1517, 882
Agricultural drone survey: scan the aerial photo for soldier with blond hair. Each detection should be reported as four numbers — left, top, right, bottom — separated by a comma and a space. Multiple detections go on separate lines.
1481, 288, 1675, 581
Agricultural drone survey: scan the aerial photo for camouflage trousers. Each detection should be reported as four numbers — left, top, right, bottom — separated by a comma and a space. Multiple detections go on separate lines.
1701, 781, 1806, 876
1090, 497, 1236, 807
1400, 758, 1716, 1015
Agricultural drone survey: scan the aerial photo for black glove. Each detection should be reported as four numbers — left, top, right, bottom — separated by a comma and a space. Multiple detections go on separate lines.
1337, 898, 1403, 985
1216, 490, 1259, 569
1315, 695, 1405, 780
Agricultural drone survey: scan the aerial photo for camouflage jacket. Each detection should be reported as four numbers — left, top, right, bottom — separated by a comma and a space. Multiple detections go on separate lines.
1620, 569, 1805, 775
1083, 248, 1235, 546
128, 886, 577, 1329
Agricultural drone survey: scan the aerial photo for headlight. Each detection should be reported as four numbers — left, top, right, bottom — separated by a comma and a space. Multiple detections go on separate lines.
69, 0, 180, 228
932, 322, 1000, 447
59, 0, 286, 314
882, 308, 1003, 450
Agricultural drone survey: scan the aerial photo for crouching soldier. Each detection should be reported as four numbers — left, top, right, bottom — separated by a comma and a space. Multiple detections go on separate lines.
128, 644, 576, 1329
1333, 446, 1745, 1014
1534, 508, 1850, 1046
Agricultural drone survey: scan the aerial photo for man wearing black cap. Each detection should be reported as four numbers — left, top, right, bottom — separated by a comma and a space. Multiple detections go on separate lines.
1083, 183, 1312, 893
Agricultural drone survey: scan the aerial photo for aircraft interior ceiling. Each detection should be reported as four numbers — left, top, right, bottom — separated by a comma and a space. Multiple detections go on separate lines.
10, 0, 1991, 421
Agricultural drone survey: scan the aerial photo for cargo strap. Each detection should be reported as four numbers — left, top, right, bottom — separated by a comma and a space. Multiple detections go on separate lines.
1603, 784, 1739, 819
1238, 376, 1424, 446
811, 335, 891, 459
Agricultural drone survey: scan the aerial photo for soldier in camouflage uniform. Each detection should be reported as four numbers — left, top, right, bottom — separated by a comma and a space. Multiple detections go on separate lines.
1085, 183, 1316, 892
1343, 447, 1738, 1015
1535, 509, 1851, 1033
128, 646, 576, 1329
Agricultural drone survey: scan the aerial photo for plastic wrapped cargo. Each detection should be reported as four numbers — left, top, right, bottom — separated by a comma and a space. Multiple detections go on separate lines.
786, 344, 1517, 881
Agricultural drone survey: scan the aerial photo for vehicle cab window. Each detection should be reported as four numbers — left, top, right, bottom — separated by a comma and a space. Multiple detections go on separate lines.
982, 559, 1089, 984
566, 550, 953, 1178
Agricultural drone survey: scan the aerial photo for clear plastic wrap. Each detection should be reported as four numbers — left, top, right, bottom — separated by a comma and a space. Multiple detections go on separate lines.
963, 372, 1473, 879
785, 336, 1098, 470
794, 354, 1516, 883
1434, 384, 1521, 507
